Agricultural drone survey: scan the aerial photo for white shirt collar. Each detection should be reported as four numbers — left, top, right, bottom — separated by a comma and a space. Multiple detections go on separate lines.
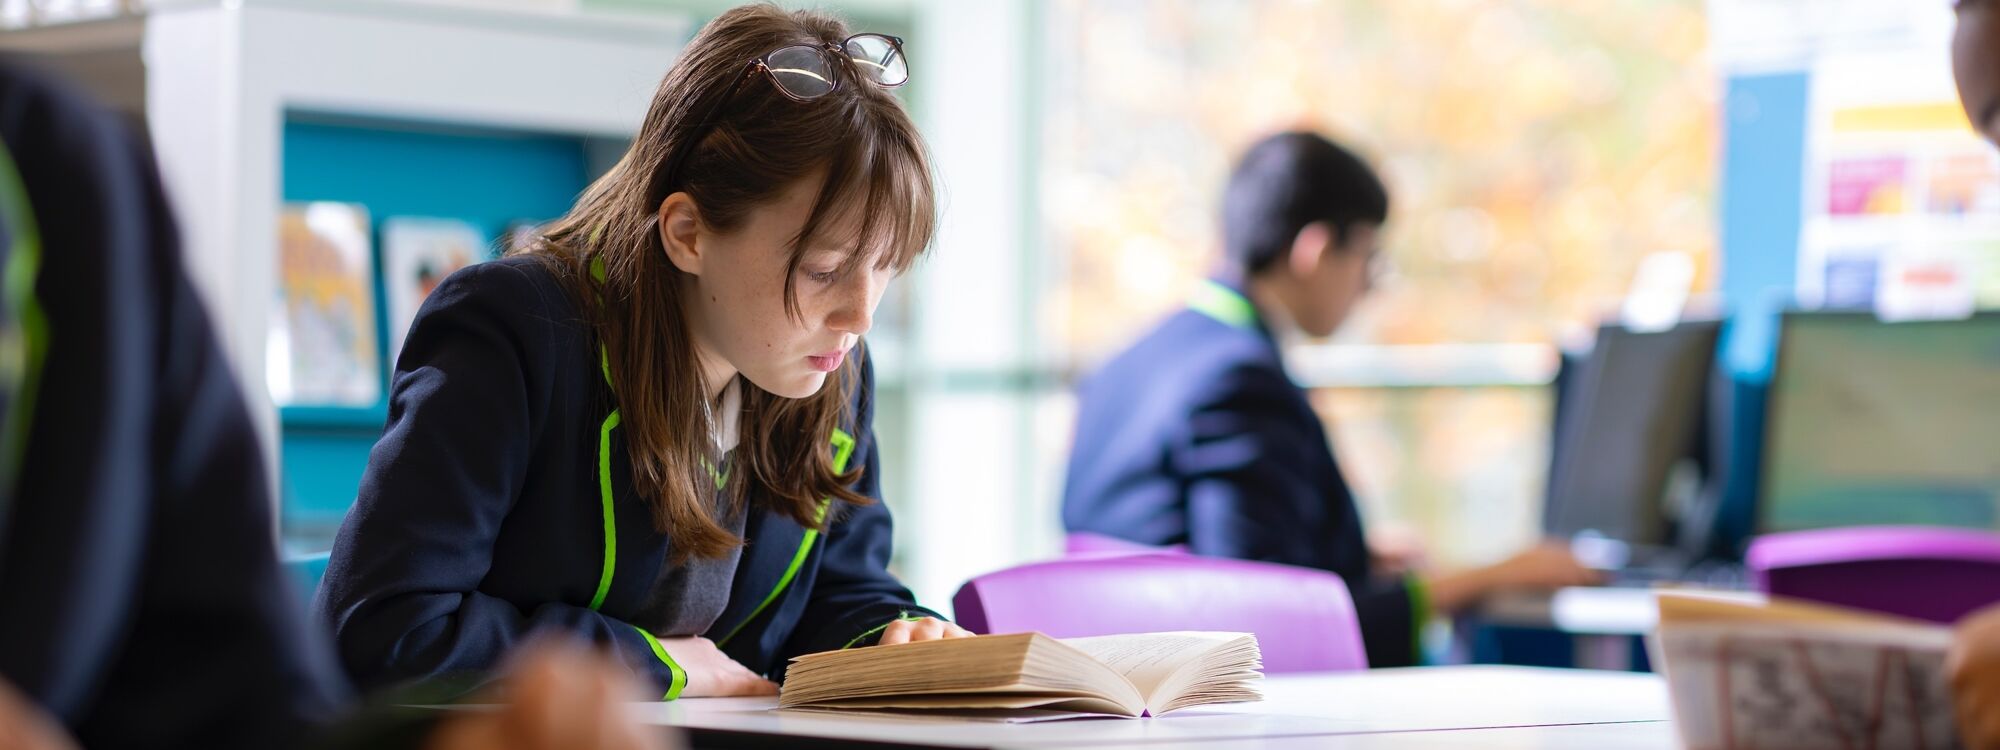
713, 376, 742, 454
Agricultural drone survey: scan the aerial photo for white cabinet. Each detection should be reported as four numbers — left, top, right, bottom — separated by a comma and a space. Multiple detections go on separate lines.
0, 0, 688, 519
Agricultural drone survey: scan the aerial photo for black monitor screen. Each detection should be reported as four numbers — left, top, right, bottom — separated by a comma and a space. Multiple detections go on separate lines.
1546, 320, 1720, 547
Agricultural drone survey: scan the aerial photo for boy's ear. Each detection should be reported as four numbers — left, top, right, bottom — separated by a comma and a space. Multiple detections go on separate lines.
660, 193, 704, 276
1287, 221, 1336, 279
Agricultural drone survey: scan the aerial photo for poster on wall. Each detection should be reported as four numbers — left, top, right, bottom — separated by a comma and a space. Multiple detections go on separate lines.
1823, 155, 1907, 217
1799, 46, 2000, 320
1820, 251, 1883, 310
382, 217, 487, 363
271, 202, 380, 408
1877, 246, 1976, 322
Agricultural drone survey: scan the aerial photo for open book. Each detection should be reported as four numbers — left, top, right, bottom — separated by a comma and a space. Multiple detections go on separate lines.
779, 631, 1262, 718
1650, 592, 1959, 750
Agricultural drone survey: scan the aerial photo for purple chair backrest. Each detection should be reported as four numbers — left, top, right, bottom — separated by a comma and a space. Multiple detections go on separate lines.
951, 553, 1368, 673
1063, 532, 1188, 557
1747, 525, 2000, 624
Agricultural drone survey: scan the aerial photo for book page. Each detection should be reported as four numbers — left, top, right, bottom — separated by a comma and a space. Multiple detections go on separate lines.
797, 692, 1134, 717
782, 705, 1134, 723
780, 632, 1258, 719
1656, 625, 1956, 749
1059, 632, 1247, 706
1653, 595, 1958, 750
782, 633, 1145, 716
1659, 591, 1939, 631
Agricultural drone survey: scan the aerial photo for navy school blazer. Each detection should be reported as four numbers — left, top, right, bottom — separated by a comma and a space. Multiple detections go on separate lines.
1060, 279, 1423, 668
0, 59, 351, 748
315, 255, 939, 697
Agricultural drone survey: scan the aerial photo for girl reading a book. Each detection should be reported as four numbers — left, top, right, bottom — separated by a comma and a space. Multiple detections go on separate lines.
315, 3, 970, 700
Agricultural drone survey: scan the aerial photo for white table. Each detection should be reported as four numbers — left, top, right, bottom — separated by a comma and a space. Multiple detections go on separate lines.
632, 665, 1678, 749
1077, 722, 1677, 749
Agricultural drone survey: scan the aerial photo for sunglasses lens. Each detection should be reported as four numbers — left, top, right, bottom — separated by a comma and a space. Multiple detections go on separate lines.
766, 45, 835, 99
843, 34, 908, 87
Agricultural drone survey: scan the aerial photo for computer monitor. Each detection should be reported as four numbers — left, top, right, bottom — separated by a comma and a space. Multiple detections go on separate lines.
1545, 320, 1722, 557
1760, 311, 2000, 533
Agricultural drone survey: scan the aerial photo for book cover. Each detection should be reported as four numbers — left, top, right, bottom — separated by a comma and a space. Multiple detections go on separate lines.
382, 217, 486, 362
1651, 592, 1958, 750
270, 202, 380, 408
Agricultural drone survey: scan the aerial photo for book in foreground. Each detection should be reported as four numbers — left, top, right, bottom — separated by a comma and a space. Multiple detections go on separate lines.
779, 631, 1262, 719
1650, 592, 1959, 750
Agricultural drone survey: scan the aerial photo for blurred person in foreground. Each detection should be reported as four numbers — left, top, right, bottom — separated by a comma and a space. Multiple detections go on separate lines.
0, 58, 670, 750
1948, 3, 2000, 747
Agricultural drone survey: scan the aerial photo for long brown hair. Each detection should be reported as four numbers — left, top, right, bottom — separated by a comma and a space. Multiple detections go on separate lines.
519, 3, 936, 559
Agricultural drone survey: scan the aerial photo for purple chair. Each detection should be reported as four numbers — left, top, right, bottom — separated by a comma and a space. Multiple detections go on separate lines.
1063, 531, 1187, 557
1747, 525, 2000, 624
951, 553, 1369, 673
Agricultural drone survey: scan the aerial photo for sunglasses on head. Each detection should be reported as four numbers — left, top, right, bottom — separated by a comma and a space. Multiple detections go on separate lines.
658, 33, 909, 196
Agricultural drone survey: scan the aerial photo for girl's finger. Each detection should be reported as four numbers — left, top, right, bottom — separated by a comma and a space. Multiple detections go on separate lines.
917, 618, 947, 641
878, 620, 911, 646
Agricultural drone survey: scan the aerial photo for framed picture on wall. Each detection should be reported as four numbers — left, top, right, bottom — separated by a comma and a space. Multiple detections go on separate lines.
382, 217, 486, 363
271, 202, 380, 408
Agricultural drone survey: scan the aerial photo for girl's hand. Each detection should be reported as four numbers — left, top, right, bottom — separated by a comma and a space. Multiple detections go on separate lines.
877, 617, 975, 646
656, 636, 779, 698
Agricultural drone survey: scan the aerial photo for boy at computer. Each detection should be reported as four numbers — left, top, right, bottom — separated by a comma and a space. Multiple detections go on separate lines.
1061, 131, 1599, 667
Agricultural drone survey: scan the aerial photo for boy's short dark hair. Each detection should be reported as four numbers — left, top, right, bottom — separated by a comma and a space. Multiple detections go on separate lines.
1220, 131, 1389, 276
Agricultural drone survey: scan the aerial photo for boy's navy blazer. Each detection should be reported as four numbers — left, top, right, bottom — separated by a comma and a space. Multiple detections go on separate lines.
1061, 280, 1421, 667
